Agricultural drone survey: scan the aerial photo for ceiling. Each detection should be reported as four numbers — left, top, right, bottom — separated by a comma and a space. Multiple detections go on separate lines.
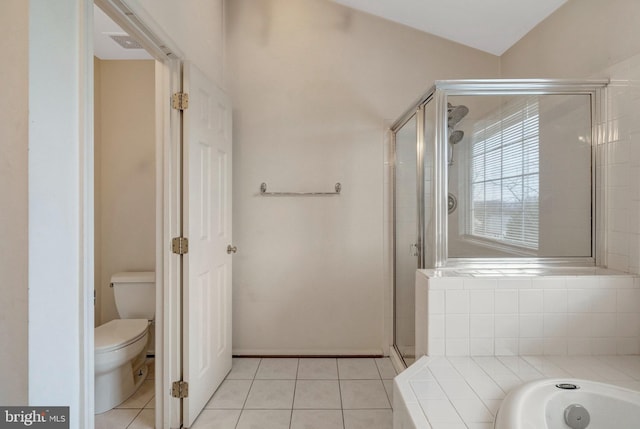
94, 0, 568, 59
94, 5, 152, 60
332, 0, 568, 56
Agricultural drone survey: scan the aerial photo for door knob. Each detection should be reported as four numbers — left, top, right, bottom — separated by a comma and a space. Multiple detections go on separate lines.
226, 245, 237, 254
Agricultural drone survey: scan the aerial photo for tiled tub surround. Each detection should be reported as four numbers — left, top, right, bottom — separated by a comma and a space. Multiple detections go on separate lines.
393, 354, 640, 429
416, 268, 640, 357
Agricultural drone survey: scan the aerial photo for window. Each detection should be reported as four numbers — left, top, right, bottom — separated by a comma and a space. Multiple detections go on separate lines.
469, 98, 539, 250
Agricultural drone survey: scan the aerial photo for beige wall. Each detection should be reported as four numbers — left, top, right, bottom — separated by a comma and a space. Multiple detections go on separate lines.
0, 0, 28, 405
226, 0, 500, 354
132, 0, 225, 86
94, 59, 155, 324
501, 0, 640, 78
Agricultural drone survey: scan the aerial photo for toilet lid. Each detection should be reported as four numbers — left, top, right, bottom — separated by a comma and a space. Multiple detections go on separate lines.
95, 319, 148, 354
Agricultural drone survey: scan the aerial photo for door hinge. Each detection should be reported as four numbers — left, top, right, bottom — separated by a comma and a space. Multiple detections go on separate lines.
172, 92, 189, 110
171, 380, 189, 398
171, 237, 189, 255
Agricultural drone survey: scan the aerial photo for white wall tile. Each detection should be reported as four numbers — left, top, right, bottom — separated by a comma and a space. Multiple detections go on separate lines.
617, 289, 640, 313
494, 315, 518, 338
566, 314, 591, 338
519, 314, 543, 338
470, 339, 494, 356
429, 290, 445, 315
532, 277, 566, 289
567, 289, 591, 313
567, 338, 592, 356
429, 315, 445, 339
591, 313, 617, 337
494, 339, 518, 356
495, 290, 518, 314
543, 289, 568, 313
470, 315, 494, 339
543, 314, 567, 338
519, 290, 543, 313
446, 315, 470, 339
592, 338, 617, 355
616, 313, 640, 337
446, 290, 470, 314
446, 340, 470, 357
519, 338, 544, 355
469, 291, 494, 314
543, 338, 567, 355
591, 289, 617, 312
616, 338, 640, 355
497, 278, 532, 289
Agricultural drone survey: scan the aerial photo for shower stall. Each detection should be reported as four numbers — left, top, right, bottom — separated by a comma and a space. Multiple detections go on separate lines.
391, 80, 608, 366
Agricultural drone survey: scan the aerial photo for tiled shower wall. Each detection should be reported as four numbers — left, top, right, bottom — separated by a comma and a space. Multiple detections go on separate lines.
417, 270, 640, 357
601, 52, 640, 273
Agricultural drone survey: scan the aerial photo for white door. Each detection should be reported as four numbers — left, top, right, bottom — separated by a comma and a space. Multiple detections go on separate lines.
182, 63, 233, 427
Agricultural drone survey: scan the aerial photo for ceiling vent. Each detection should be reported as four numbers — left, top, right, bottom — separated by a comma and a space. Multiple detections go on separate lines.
108, 34, 143, 50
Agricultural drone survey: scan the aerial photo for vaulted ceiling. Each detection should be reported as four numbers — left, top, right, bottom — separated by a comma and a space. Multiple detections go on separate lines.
332, 0, 568, 56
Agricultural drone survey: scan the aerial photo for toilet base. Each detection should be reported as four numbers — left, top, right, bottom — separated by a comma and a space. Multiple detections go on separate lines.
95, 353, 147, 414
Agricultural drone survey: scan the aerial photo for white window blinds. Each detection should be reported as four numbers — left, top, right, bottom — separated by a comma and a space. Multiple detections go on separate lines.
469, 97, 539, 250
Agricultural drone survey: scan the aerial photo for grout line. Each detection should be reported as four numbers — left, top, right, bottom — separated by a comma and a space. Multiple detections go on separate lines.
124, 408, 146, 429
235, 358, 261, 429
288, 359, 300, 429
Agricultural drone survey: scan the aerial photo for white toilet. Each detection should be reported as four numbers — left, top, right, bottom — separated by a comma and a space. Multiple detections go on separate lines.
95, 271, 155, 414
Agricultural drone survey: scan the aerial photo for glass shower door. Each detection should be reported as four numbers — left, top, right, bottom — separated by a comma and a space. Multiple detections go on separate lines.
394, 115, 419, 366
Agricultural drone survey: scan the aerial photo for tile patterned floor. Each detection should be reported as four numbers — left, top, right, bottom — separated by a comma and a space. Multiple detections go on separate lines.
94, 357, 397, 429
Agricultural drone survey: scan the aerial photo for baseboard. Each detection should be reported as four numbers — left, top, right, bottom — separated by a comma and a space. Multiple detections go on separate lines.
232, 348, 384, 357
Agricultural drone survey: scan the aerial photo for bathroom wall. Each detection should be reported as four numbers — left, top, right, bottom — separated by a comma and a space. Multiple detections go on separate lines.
226, 0, 500, 354
0, 0, 28, 406
501, 0, 640, 79
501, 0, 640, 273
128, 0, 225, 87
94, 59, 156, 324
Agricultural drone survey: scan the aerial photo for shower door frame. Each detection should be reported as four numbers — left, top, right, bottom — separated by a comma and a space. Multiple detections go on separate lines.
390, 79, 608, 367
390, 90, 434, 366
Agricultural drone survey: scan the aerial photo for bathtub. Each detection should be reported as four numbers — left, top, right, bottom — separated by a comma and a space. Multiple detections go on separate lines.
494, 378, 640, 429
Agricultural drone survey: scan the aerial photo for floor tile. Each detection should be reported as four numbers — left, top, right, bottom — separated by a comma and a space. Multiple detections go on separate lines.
338, 358, 380, 379
244, 380, 295, 409
236, 410, 291, 429
94, 408, 139, 429
375, 358, 397, 379
340, 380, 391, 409
255, 358, 299, 379
291, 410, 344, 429
145, 359, 155, 380
343, 409, 393, 429
227, 358, 261, 380
297, 358, 339, 379
294, 380, 342, 409
116, 380, 154, 409
205, 379, 252, 409
191, 409, 241, 429
382, 379, 393, 407
127, 409, 155, 429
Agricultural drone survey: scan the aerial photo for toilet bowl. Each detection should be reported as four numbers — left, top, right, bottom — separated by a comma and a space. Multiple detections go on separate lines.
95, 319, 149, 414
94, 271, 155, 414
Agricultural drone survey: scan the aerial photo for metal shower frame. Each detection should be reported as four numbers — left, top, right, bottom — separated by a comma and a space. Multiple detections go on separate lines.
391, 79, 609, 271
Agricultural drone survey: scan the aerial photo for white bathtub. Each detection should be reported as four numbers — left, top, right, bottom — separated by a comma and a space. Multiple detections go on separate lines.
494, 378, 640, 429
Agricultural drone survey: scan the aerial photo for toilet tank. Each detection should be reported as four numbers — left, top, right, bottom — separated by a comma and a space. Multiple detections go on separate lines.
111, 271, 156, 319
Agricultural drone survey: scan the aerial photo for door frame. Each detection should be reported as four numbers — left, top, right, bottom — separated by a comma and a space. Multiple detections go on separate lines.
92, 1, 184, 427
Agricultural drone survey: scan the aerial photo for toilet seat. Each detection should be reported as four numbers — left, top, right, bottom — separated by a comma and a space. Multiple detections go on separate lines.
95, 319, 148, 354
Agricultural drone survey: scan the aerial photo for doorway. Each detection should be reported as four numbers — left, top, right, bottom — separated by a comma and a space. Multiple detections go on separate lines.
93, 3, 157, 427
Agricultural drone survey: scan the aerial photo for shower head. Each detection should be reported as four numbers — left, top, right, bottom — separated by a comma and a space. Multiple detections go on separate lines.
449, 129, 464, 145
447, 103, 469, 127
